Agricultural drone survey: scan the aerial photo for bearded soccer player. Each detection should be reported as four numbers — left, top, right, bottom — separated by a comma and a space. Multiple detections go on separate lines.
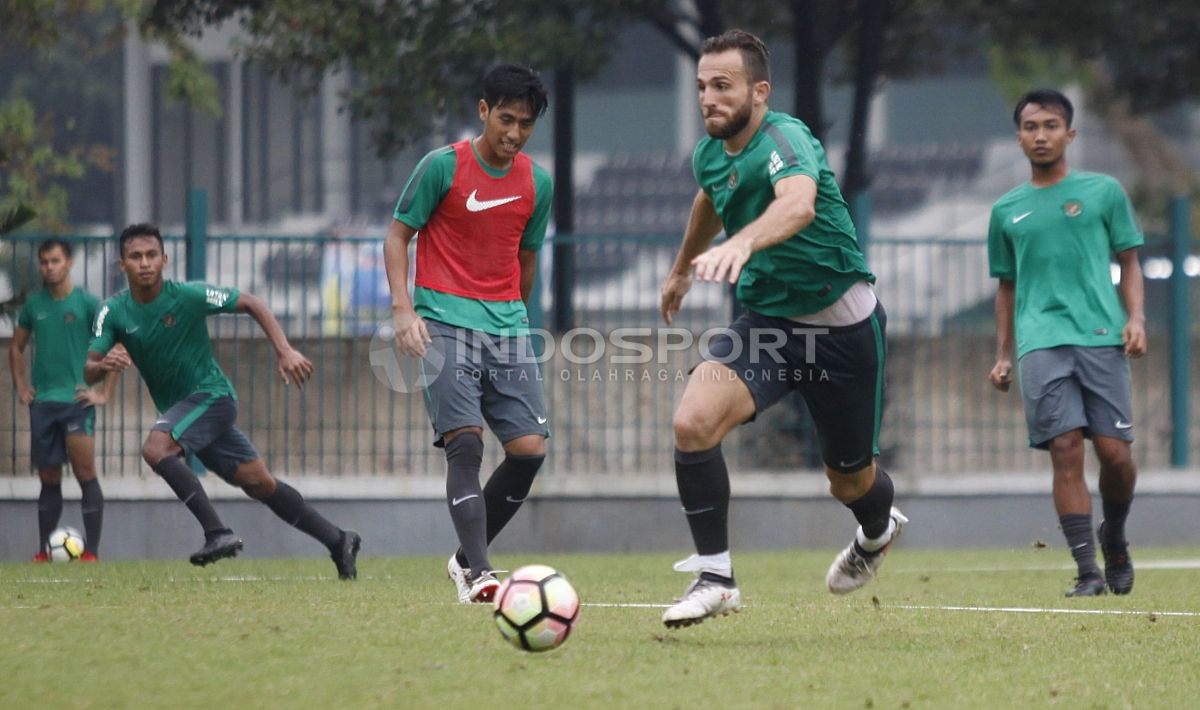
10, 239, 119, 561
384, 64, 552, 604
658, 30, 907, 628
85, 224, 361, 578
988, 89, 1145, 597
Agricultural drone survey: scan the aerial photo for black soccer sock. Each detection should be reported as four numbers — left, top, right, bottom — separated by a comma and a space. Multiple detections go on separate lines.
264, 480, 345, 550
845, 466, 895, 544
152, 455, 227, 534
445, 432, 490, 576
79, 478, 104, 554
484, 453, 544, 542
675, 446, 730, 556
1100, 497, 1132, 546
37, 482, 63, 551
1060, 513, 1102, 578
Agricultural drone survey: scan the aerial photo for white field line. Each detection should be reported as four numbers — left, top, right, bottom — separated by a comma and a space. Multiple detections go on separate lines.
886, 604, 1200, 618
892, 558, 1200, 573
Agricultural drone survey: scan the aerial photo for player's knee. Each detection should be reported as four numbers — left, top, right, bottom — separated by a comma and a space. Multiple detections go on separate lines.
1095, 441, 1134, 470
141, 440, 168, 467
1048, 432, 1083, 458
673, 408, 718, 450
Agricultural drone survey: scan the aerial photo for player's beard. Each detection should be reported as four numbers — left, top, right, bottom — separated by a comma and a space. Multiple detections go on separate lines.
706, 98, 753, 140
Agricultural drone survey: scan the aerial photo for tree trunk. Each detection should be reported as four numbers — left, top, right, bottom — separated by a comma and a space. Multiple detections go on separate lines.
791, 0, 826, 141
842, 0, 890, 201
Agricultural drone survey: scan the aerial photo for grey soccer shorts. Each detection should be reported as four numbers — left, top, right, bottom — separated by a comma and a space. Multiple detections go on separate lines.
701, 303, 887, 473
152, 392, 260, 481
29, 401, 95, 469
421, 319, 550, 447
1017, 345, 1135, 449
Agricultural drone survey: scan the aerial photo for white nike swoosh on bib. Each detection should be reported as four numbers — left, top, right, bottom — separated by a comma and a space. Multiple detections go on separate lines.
466, 190, 521, 212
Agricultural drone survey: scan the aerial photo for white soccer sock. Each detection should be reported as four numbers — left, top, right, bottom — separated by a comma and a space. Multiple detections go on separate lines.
856, 517, 896, 553
673, 550, 733, 578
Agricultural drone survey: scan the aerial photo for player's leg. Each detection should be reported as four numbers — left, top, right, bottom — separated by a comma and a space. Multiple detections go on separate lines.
30, 402, 67, 561
1076, 346, 1137, 594
422, 321, 495, 602
144, 394, 239, 563
220, 446, 360, 581
64, 404, 102, 560
801, 304, 906, 594
1020, 347, 1103, 595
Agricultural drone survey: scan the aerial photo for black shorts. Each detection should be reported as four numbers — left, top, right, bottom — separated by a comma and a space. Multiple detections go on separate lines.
29, 401, 95, 469
152, 393, 260, 482
702, 302, 887, 472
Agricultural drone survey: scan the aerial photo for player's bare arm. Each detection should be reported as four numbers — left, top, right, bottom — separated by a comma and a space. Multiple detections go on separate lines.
384, 218, 431, 358
691, 174, 817, 284
518, 249, 538, 304
84, 343, 133, 384
8, 326, 35, 404
989, 279, 1016, 392
661, 189, 725, 325
236, 292, 314, 389
1117, 247, 1146, 358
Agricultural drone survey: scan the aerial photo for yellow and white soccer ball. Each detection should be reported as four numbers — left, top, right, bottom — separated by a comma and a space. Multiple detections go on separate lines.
47, 526, 85, 561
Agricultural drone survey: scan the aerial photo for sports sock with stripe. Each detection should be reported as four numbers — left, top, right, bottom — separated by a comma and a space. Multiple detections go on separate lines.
445, 432, 490, 577
675, 445, 730, 556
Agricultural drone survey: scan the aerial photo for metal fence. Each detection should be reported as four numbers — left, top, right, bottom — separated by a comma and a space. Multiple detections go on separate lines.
2, 222, 1196, 480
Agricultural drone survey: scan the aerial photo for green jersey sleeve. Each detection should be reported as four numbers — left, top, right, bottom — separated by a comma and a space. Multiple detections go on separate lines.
89, 300, 117, 355
520, 163, 555, 251
987, 206, 1016, 280
180, 282, 240, 315
762, 120, 821, 186
16, 300, 32, 331
1104, 178, 1143, 253
394, 146, 455, 230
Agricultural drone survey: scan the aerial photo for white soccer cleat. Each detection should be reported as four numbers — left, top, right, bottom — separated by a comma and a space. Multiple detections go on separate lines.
467, 571, 501, 604
447, 554, 472, 604
662, 575, 743, 629
826, 506, 909, 595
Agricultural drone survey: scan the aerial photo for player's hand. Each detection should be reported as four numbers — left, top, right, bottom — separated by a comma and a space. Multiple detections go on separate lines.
393, 309, 432, 358
99, 343, 133, 372
277, 348, 314, 389
1123, 317, 1147, 358
17, 385, 35, 405
989, 358, 1014, 392
74, 387, 108, 406
660, 270, 693, 325
691, 238, 752, 285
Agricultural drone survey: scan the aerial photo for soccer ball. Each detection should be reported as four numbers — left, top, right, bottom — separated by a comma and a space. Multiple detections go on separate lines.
493, 564, 580, 652
47, 526, 85, 561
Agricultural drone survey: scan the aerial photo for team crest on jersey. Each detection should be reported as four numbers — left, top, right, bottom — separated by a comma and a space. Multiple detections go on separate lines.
162, 313, 177, 328
63, 313, 76, 324
727, 168, 739, 190
1062, 199, 1084, 217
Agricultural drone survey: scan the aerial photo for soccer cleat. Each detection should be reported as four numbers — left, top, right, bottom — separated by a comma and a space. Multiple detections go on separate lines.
331, 530, 362, 580
31, 551, 49, 563
662, 573, 743, 629
448, 554, 473, 604
467, 571, 501, 604
79, 551, 99, 563
1065, 574, 1107, 597
826, 506, 908, 595
1098, 523, 1134, 595
188, 531, 244, 567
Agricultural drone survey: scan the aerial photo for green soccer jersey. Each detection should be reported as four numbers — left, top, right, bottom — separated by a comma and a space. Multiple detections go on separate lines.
394, 141, 554, 335
988, 170, 1143, 358
89, 281, 240, 412
17, 287, 99, 403
693, 110, 874, 316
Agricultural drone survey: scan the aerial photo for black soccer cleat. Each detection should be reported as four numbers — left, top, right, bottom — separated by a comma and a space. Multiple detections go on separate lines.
1065, 574, 1107, 598
331, 530, 362, 580
189, 531, 244, 567
1099, 523, 1134, 595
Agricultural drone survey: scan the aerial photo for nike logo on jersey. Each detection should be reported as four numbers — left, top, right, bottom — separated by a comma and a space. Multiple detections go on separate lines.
536, 416, 548, 424
505, 496, 527, 504
126, 325, 140, 333
451, 494, 479, 506
35, 314, 48, 321
466, 190, 521, 212
1114, 420, 1133, 430
1012, 211, 1033, 224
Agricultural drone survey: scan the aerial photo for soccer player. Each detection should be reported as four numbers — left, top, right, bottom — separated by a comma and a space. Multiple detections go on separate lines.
384, 64, 552, 604
9, 239, 118, 561
988, 89, 1145, 597
84, 224, 361, 578
658, 30, 906, 628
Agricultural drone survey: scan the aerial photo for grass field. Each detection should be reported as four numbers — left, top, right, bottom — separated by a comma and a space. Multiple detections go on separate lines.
4, 547, 1199, 709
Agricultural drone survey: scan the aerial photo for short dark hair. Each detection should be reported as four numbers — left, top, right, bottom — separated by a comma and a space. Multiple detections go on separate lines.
119, 223, 164, 256
1013, 89, 1074, 127
38, 239, 72, 259
701, 29, 771, 84
482, 64, 549, 119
